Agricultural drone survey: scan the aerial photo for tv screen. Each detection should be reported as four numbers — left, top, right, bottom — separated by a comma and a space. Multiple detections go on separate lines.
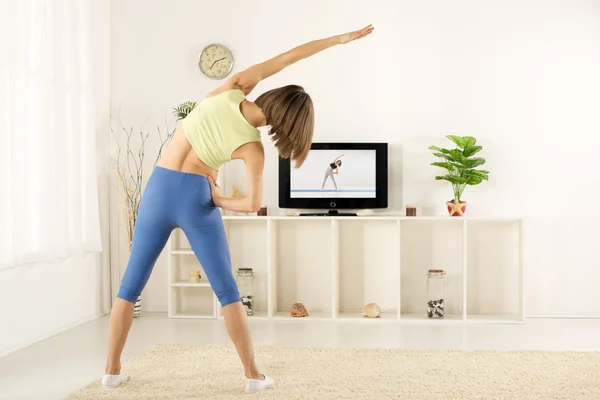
290, 149, 377, 198
279, 142, 388, 215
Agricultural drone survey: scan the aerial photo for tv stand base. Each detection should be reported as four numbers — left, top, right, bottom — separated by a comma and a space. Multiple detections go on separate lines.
299, 209, 357, 217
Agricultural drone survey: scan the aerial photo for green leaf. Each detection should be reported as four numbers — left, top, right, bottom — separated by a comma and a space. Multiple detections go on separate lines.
461, 157, 486, 168
466, 176, 483, 185
446, 135, 463, 147
446, 135, 477, 150
431, 162, 455, 171
463, 145, 482, 158
435, 175, 467, 184
463, 170, 489, 180
173, 101, 198, 120
428, 145, 452, 155
462, 136, 476, 148
432, 155, 467, 171
448, 149, 466, 163
432, 152, 454, 162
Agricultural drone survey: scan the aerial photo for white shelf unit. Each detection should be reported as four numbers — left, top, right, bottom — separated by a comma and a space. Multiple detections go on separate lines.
167, 215, 524, 324
167, 229, 218, 319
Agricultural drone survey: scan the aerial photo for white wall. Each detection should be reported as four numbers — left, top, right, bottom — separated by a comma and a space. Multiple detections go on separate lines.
110, 0, 600, 317
0, 0, 112, 357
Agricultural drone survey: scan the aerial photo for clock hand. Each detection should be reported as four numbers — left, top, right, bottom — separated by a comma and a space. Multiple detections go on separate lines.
210, 57, 226, 69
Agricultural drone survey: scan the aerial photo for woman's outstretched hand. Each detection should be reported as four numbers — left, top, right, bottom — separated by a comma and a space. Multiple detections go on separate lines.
337, 24, 374, 44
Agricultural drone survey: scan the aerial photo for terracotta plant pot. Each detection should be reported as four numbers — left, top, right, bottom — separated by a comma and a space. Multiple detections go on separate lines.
446, 198, 467, 216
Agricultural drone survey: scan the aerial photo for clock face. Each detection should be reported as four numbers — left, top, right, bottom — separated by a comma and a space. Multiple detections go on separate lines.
198, 44, 234, 79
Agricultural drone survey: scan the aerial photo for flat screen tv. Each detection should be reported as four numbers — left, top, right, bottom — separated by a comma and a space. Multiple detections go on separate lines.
278, 142, 388, 216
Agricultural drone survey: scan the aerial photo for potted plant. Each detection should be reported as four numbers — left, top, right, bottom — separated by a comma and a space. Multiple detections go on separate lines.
428, 135, 489, 216
173, 101, 197, 120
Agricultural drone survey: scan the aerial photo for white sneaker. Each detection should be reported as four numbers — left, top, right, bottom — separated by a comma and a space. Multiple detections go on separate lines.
245, 374, 274, 393
101, 373, 130, 389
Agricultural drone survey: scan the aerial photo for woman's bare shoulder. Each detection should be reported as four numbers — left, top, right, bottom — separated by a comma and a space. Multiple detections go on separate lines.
232, 141, 265, 162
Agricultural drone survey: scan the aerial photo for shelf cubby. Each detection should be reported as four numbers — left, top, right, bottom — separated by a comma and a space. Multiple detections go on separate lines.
337, 219, 400, 319
168, 229, 206, 284
167, 228, 216, 318
466, 219, 523, 321
273, 219, 333, 318
400, 218, 464, 320
221, 218, 269, 317
170, 286, 216, 319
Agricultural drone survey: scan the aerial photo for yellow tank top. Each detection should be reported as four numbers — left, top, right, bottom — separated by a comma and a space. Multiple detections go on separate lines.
181, 89, 261, 170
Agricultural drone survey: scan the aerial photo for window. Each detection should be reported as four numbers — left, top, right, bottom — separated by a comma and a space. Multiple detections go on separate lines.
0, 0, 101, 270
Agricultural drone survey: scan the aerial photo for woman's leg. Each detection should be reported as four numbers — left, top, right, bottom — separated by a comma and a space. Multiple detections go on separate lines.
330, 170, 338, 190
104, 168, 176, 387
181, 216, 263, 379
105, 299, 133, 375
321, 168, 331, 189
105, 222, 172, 376
178, 180, 273, 392
222, 301, 261, 379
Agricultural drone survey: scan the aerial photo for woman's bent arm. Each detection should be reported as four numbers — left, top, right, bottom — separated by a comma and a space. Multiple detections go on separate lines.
208, 144, 264, 214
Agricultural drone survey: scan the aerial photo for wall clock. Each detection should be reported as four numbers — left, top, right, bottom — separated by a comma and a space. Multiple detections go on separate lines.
198, 43, 234, 80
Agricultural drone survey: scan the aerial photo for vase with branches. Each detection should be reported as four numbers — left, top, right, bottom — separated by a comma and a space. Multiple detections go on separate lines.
429, 135, 490, 216
111, 102, 197, 316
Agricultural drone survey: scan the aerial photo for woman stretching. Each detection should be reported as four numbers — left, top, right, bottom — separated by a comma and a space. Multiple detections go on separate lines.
321, 154, 345, 191
102, 25, 374, 393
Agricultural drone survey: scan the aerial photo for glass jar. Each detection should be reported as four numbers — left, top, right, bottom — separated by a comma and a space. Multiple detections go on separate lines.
236, 268, 254, 316
427, 269, 445, 318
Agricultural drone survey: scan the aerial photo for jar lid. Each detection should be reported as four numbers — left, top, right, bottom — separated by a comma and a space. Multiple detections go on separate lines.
428, 269, 444, 273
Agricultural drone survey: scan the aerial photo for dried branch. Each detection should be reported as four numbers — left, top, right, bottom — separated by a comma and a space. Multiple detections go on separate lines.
110, 103, 195, 247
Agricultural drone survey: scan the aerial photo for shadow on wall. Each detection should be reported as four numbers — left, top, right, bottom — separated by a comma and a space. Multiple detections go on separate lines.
388, 144, 403, 212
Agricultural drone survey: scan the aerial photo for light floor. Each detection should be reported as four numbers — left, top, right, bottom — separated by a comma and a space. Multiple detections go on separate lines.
1, 313, 600, 400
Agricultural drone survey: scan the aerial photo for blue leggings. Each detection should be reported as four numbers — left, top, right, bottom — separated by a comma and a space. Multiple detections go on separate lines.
117, 166, 240, 307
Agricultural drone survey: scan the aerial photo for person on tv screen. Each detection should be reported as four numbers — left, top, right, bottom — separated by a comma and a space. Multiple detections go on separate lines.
321, 153, 345, 191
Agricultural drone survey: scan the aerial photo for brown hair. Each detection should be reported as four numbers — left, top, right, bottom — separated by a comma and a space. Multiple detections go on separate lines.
255, 85, 314, 167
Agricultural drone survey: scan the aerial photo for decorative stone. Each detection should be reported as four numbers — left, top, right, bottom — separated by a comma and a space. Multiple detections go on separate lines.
362, 303, 381, 318
290, 302, 309, 317
241, 295, 254, 316
427, 298, 445, 318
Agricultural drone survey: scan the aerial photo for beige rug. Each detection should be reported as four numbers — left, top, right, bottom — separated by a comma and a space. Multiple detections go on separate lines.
66, 344, 600, 400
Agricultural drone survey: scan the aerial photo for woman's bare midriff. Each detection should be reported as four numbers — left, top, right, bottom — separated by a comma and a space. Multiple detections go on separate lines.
156, 125, 219, 181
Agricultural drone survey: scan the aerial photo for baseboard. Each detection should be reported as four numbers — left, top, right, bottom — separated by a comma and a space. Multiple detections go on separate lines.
0, 312, 107, 358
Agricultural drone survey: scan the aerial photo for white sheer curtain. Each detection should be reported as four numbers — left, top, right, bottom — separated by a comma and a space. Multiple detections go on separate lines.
0, 0, 102, 270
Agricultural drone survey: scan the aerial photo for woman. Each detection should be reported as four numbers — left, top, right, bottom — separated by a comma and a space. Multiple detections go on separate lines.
102, 25, 374, 393
321, 154, 345, 191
